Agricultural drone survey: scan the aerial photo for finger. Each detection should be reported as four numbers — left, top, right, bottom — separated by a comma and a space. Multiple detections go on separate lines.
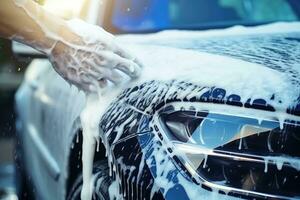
114, 45, 134, 59
78, 73, 94, 84
78, 74, 102, 92
68, 75, 91, 92
81, 83, 93, 92
114, 45, 144, 68
103, 52, 142, 78
81, 59, 107, 76
82, 69, 103, 82
105, 69, 124, 85
81, 57, 124, 87
114, 60, 141, 78
98, 78, 108, 88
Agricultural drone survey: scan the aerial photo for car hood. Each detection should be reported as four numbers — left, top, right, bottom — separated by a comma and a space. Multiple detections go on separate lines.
110, 22, 300, 118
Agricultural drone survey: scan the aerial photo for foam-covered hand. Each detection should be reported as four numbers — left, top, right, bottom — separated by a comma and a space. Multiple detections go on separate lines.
49, 19, 142, 92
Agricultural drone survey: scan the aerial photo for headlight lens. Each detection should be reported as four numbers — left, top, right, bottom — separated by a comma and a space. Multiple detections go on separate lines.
158, 108, 300, 199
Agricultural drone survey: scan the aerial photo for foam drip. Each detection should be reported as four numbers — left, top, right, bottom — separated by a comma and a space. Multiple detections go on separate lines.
80, 94, 101, 200
79, 44, 300, 199
75, 23, 300, 200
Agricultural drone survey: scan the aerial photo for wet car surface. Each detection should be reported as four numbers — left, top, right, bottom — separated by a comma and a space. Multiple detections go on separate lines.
15, 23, 300, 199
13, 0, 300, 198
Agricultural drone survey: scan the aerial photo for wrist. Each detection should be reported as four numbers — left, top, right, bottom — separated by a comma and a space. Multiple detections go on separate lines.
50, 20, 84, 56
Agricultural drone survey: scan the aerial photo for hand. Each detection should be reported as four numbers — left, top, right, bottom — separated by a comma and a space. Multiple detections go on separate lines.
1, 1, 143, 92
49, 19, 142, 92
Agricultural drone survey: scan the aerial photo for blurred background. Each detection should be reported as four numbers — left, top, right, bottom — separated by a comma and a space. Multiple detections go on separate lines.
0, 0, 89, 154
0, 0, 89, 199
0, 27, 30, 200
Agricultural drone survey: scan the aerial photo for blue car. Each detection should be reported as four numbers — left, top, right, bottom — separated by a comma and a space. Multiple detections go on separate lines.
15, 0, 300, 199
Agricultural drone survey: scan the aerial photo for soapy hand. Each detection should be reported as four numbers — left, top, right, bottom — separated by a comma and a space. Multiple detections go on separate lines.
49, 19, 142, 92
1, 1, 141, 200
1, 0, 143, 93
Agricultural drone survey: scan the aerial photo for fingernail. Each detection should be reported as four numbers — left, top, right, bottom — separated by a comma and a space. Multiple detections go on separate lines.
129, 64, 135, 73
89, 84, 97, 92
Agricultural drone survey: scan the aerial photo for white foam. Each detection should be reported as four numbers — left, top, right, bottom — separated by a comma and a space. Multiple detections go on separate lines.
10, 3, 142, 92
118, 22, 300, 42
78, 23, 300, 200
108, 180, 122, 200
80, 45, 299, 199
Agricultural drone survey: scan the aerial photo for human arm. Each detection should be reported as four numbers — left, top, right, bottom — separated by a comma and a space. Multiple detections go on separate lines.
0, 0, 142, 92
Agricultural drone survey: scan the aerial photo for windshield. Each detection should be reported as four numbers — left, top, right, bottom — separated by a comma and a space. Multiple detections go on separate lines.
111, 0, 300, 32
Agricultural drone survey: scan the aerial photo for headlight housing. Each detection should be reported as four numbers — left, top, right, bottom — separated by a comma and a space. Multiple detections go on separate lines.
155, 103, 300, 199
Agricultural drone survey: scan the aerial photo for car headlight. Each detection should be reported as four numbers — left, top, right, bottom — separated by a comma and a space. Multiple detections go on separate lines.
155, 104, 300, 199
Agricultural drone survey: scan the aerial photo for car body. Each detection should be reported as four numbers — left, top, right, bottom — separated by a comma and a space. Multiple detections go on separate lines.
15, 0, 300, 200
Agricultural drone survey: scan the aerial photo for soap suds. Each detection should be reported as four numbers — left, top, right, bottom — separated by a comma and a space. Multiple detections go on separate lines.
11, 1, 142, 92
76, 22, 300, 200
108, 180, 121, 200
80, 94, 102, 200
79, 89, 122, 199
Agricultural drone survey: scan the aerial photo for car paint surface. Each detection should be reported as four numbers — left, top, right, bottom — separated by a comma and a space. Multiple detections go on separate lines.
15, 22, 300, 200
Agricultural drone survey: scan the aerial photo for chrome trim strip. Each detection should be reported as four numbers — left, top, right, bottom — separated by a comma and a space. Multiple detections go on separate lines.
27, 124, 61, 181
173, 142, 300, 170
